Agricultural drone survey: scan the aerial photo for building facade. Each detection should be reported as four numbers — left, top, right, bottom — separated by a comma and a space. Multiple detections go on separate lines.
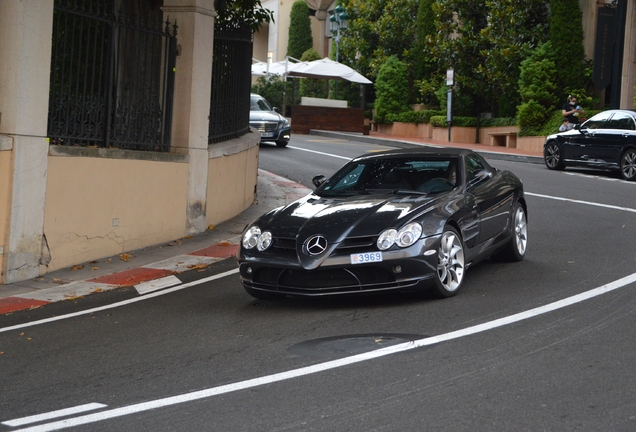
0, 0, 260, 284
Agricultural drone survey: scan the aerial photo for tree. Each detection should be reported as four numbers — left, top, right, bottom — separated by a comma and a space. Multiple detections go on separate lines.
477, 0, 549, 116
287, 1, 313, 59
430, 0, 489, 115
339, 0, 417, 79
374, 56, 410, 123
215, 0, 274, 30
549, 0, 586, 103
517, 42, 558, 136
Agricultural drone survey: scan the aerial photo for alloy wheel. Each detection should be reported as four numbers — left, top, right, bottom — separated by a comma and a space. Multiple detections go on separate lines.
437, 229, 465, 294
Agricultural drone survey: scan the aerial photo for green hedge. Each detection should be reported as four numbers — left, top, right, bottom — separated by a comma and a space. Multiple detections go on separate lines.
430, 116, 478, 127
379, 112, 516, 128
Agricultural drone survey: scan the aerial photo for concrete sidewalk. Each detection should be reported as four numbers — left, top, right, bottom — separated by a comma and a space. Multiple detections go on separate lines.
0, 132, 545, 315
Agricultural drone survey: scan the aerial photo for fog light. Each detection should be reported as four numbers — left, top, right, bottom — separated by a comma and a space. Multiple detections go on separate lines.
393, 265, 402, 273
246, 266, 253, 274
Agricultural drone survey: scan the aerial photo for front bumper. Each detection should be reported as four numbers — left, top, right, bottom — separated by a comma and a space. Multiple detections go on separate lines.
238, 236, 440, 297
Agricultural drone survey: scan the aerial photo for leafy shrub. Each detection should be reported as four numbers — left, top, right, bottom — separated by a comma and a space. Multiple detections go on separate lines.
393, 109, 444, 124
517, 42, 558, 136
287, 1, 313, 59
480, 117, 517, 127
430, 116, 477, 128
251, 76, 292, 110
374, 56, 410, 124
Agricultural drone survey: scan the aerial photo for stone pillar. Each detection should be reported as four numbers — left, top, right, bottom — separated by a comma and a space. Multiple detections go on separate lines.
0, 1, 54, 283
162, 0, 216, 234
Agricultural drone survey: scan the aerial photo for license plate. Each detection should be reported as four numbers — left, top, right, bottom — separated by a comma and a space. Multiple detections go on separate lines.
350, 252, 383, 264
261, 132, 274, 138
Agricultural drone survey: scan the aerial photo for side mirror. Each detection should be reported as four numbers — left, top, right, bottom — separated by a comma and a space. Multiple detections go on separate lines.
468, 169, 492, 187
312, 175, 327, 188
273, 107, 281, 113
574, 123, 581, 131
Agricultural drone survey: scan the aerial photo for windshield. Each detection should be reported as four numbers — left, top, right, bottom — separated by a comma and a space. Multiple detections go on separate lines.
250, 95, 273, 111
316, 157, 459, 197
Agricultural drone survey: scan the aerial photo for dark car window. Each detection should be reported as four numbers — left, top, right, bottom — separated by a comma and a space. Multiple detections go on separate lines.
605, 112, 636, 131
582, 111, 612, 130
317, 156, 459, 196
250, 95, 273, 111
465, 154, 487, 181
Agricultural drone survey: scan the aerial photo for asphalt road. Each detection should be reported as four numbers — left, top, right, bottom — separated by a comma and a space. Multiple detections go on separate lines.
1, 135, 636, 431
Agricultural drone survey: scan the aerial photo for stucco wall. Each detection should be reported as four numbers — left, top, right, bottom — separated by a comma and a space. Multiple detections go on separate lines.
207, 138, 260, 225
43, 148, 189, 271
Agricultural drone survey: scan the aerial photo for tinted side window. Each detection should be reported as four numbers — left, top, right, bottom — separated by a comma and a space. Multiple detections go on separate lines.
605, 113, 636, 131
583, 111, 612, 130
465, 155, 486, 181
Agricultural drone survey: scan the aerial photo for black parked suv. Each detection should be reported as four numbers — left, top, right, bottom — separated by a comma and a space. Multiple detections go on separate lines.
249, 93, 291, 148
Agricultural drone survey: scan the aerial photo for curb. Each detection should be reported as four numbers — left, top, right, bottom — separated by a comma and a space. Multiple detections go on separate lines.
0, 241, 240, 315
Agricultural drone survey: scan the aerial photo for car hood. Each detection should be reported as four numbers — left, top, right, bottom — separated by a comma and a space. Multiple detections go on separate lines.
249, 110, 284, 123
258, 192, 444, 241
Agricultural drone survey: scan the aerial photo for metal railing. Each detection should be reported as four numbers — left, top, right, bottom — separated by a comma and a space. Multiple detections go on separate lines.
48, 0, 177, 152
209, 23, 253, 144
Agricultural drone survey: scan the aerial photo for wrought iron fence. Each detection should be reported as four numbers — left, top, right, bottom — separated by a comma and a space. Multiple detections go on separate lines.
48, 0, 177, 152
209, 23, 253, 144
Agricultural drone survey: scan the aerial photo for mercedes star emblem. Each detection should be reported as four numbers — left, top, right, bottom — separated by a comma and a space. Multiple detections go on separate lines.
305, 235, 328, 256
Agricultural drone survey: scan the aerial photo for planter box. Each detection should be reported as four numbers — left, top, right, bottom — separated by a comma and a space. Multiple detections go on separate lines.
516, 136, 546, 153
392, 122, 432, 139
432, 126, 477, 144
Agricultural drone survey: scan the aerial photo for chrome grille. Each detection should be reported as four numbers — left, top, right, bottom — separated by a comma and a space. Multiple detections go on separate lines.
250, 121, 279, 132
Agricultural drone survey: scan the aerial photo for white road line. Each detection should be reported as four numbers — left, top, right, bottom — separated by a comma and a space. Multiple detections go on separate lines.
526, 192, 636, 214
2, 403, 106, 427
563, 171, 636, 184
11, 272, 636, 432
0, 269, 239, 334
287, 145, 351, 160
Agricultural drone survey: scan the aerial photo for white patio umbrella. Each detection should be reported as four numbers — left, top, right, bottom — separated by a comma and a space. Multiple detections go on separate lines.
251, 58, 305, 77
286, 58, 372, 84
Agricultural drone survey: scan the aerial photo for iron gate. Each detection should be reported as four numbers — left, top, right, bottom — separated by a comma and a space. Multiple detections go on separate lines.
209, 23, 253, 144
48, 0, 177, 152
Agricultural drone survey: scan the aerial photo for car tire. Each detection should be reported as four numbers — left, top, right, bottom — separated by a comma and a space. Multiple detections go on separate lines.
244, 286, 284, 300
492, 201, 528, 262
433, 226, 465, 298
544, 141, 565, 170
275, 140, 288, 148
620, 148, 636, 181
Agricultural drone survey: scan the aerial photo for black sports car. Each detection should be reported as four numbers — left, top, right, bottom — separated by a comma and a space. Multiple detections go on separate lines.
249, 93, 291, 148
238, 148, 527, 299
544, 109, 636, 180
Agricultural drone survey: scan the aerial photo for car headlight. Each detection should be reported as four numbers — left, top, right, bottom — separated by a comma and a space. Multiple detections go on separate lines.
377, 229, 398, 251
396, 222, 422, 247
377, 222, 422, 250
242, 226, 261, 249
243, 226, 273, 251
257, 231, 272, 251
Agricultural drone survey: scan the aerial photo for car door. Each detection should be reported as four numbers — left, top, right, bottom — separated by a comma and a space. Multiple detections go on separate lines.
464, 154, 513, 245
584, 112, 636, 167
564, 111, 612, 163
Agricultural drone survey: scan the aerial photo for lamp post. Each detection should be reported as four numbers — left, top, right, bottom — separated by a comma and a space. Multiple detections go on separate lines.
329, 4, 349, 98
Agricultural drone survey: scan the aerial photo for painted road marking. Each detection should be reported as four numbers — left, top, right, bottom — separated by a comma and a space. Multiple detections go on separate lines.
287, 146, 351, 160
526, 192, 636, 214
135, 275, 182, 295
2, 403, 106, 427
9, 271, 636, 432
